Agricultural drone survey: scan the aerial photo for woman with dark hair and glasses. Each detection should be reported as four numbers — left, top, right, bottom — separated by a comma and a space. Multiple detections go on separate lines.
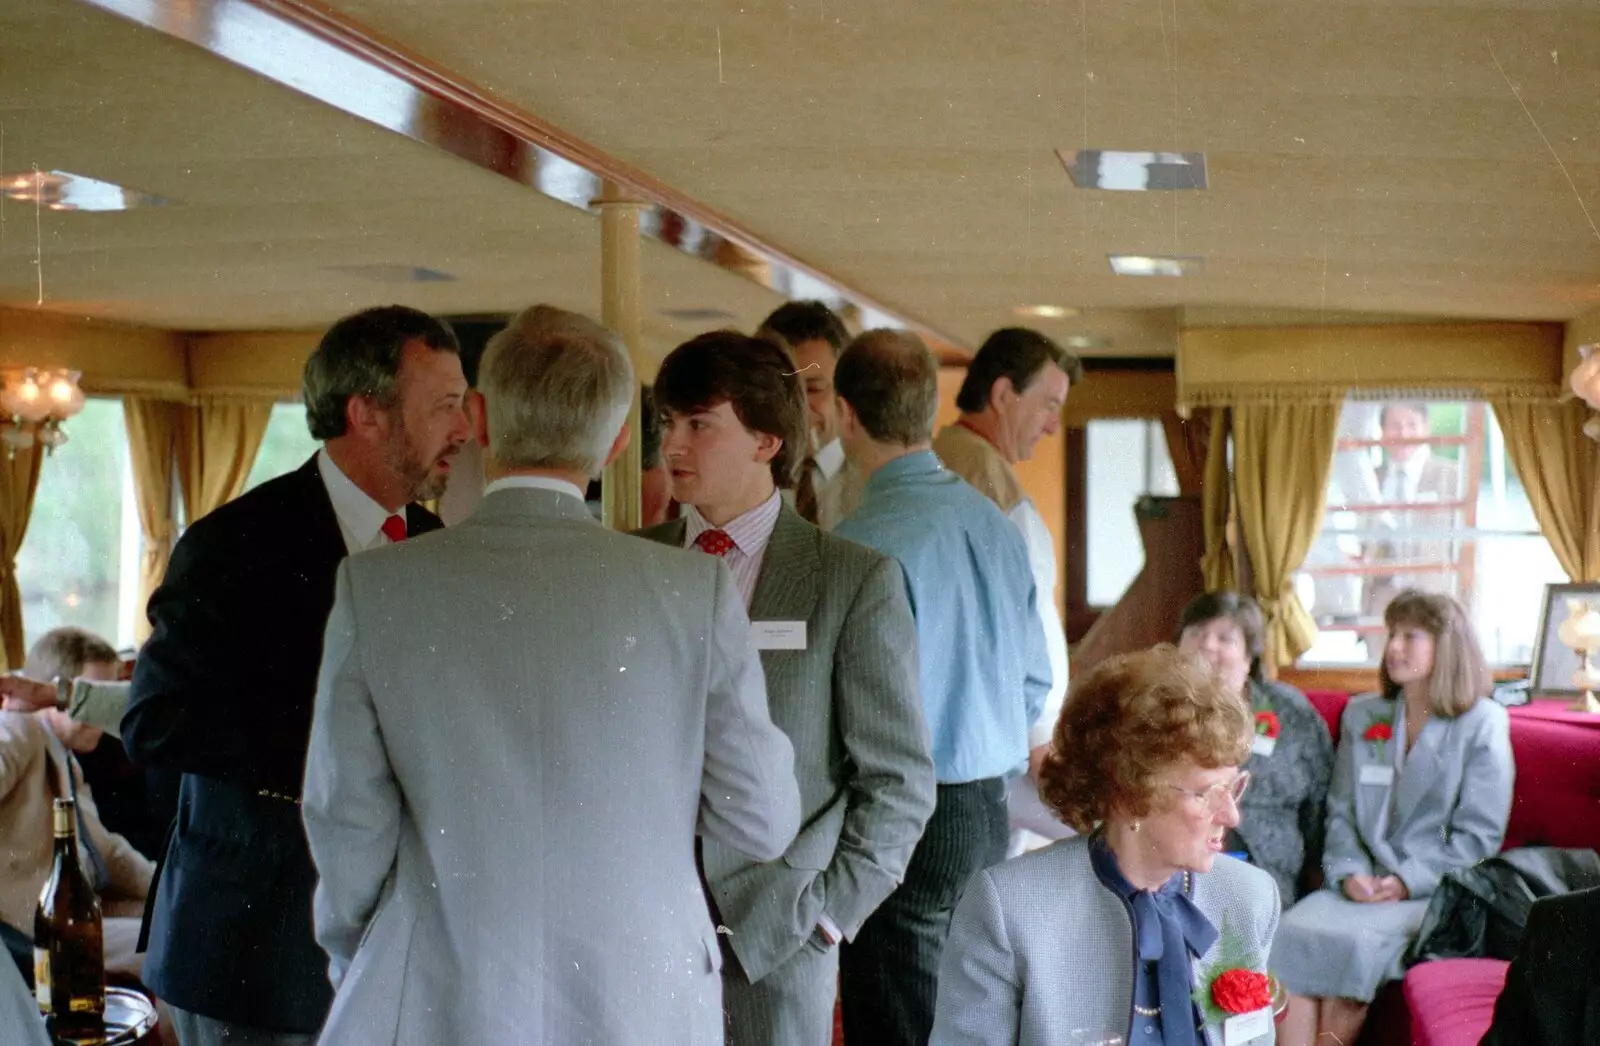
1176, 592, 1334, 908
931, 647, 1279, 1046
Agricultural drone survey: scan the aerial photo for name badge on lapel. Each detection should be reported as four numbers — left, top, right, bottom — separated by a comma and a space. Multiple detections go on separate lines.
752, 621, 807, 650
1223, 1007, 1272, 1046
1250, 735, 1277, 758
1359, 765, 1395, 787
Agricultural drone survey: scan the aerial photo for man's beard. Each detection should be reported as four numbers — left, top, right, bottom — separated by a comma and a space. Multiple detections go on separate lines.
387, 422, 454, 502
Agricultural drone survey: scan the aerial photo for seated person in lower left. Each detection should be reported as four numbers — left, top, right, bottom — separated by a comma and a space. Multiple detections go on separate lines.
0, 627, 155, 979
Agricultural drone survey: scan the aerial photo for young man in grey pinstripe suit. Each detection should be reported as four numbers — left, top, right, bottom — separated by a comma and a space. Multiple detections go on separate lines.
641, 330, 937, 1046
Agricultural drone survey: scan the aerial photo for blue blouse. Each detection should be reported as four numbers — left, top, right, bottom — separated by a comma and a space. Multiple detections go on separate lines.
1089, 833, 1218, 1046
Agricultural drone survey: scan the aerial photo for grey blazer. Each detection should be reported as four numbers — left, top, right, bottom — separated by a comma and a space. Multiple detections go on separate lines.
1323, 693, 1513, 899
301, 487, 802, 1046
640, 506, 936, 982
932, 837, 1281, 1046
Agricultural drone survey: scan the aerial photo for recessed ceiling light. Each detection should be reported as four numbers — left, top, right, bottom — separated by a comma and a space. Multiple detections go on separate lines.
1063, 335, 1113, 351
1108, 254, 1205, 277
1058, 150, 1207, 191
0, 170, 172, 212
329, 265, 456, 284
1013, 305, 1077, 320
660, 307, 738, 322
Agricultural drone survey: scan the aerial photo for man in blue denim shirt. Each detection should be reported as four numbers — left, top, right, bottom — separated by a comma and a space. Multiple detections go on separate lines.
832, 329, 1051, 1046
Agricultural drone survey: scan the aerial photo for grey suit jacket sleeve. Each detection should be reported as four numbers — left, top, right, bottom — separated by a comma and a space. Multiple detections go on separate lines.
930, 869, 1020, 1046
303, 563, 404, 989
1322, 704, 1374, 887
68, 679, 129, 738
698, 560, 802, 861
1393, 705, 1513, 899
820, 557, 935, 940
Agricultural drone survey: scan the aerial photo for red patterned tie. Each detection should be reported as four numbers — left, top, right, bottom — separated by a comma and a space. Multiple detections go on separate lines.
694, 529, 735, 557
381, 514, 407, 543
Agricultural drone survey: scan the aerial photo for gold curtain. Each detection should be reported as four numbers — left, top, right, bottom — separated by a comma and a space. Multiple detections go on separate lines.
1491, 399, 1600, 581
1232, 402, 1340, 673
0, 446, 45, 671
1199, 407, 1236, 592
176, 398, 273, 523
124, 398, 184, 642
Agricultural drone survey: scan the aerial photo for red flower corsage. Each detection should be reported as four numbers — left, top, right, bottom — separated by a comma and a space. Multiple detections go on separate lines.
1210, 968, 1272, 1015
1254, 711, 1281, 739
1362, 719, 1394, 760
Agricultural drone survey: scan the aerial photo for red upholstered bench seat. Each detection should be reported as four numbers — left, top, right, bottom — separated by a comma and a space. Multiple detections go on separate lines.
1403, 958, 1509, 1046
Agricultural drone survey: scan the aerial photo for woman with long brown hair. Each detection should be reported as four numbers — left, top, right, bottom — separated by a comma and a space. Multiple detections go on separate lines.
1270, 591, 1514, 1046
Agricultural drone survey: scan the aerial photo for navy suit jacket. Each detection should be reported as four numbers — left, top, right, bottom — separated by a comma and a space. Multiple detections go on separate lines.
122, 456, 442, 1032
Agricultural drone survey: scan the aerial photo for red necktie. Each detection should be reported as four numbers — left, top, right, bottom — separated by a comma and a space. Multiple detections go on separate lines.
381, 514, 408, 543
694, 529, 735, 557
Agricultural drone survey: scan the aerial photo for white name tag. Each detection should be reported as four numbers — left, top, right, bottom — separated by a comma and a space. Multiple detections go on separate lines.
1223, 1006, 1272, 1046
752, 620, 807, 650
1250, 735, 1277, 759
1360, 764, 1396, 787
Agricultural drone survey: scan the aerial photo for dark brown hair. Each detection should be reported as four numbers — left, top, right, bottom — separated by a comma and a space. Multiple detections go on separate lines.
1176, 590, 1267, 683
25, 627, 118, 683
834, 329, 939, 445
1039, 645, 1251, 831
756, 300, 851, 356
654, 330, 808, 488
303, 305, 460, 440
1378, 590, 1490, 717
955, 327, 1084, 414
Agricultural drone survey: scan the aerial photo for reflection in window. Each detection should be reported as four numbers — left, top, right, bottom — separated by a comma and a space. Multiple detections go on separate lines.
1085, 419, 1180, 606
244, 403, 319, 491
17, 399, 138, 649
1297, 399, 1566, 666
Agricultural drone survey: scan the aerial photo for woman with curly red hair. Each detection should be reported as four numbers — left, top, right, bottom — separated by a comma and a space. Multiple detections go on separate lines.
930, 646, 1280, 1046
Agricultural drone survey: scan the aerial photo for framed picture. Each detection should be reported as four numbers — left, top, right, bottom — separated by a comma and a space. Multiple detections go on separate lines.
1529, 582, 1600, 695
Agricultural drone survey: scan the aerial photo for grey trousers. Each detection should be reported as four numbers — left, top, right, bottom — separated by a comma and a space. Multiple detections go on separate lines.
839, 777, 1008, 1046
167, 1005, 318, 1046
722, 931, 839, 1046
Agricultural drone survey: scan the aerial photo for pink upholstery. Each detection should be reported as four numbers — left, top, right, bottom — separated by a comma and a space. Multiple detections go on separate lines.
1298, 690, 1600, 1046
1403, 958, 1508, 1046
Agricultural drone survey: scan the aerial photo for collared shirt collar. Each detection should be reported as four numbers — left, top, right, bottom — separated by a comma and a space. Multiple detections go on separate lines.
683, 488, 782, 557
865, 449, 943, 491
483, 474, 588, 502
813, 437, 846, 481
317, 448, 398, 554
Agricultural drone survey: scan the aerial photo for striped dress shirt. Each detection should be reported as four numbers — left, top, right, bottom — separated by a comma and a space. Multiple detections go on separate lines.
681, 490, 783, 608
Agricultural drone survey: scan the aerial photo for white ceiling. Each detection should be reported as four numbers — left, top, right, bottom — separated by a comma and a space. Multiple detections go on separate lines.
3, 0, 1599, 358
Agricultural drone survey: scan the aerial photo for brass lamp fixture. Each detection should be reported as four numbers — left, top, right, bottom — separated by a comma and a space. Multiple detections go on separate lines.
0, 368, 86, 455
1556, 598, 1600, 714
1569, 343, 1600, 440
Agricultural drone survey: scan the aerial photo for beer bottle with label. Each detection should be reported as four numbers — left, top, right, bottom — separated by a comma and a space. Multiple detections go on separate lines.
34, 796, 105, 1041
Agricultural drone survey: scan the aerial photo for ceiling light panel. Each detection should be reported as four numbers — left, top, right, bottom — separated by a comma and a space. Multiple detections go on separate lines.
1058, 150, 1207, 191
1108, 255, 1205, 277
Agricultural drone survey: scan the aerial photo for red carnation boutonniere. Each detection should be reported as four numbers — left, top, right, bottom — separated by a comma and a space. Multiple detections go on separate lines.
1193, 918, 1274, 1035
1362, 718, 1394, 761
1253, 711, 1281, 740
1211, 968, 1272, 1015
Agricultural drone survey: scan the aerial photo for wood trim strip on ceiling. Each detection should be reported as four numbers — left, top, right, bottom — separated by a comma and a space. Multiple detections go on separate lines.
79, 0, 970, 364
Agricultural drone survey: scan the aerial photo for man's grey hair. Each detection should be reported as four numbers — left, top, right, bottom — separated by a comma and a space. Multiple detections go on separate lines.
302, 305, 460, 441
25, 627, 118, 683
479, 306, 635, 474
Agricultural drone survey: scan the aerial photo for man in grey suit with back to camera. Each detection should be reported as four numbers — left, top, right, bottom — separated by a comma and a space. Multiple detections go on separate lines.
832, 330, 1052, 1046
641, 330, 936, 1046
300, 306, 802, 1046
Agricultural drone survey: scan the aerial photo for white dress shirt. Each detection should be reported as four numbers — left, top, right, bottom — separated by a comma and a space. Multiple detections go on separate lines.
682, 490, 782, 608
318, 449, 407, 555
482, 474, 589, 502
1008, 499, 1070, 747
